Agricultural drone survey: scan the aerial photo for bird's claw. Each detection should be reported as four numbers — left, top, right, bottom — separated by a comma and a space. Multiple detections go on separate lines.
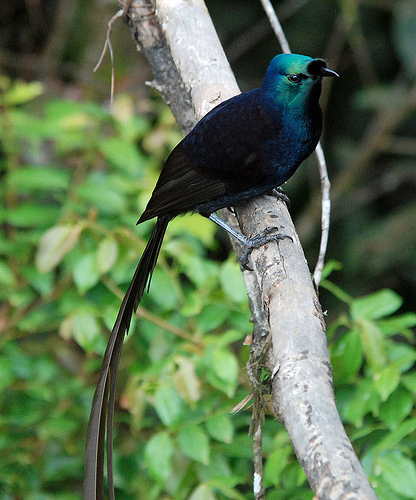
239, 227, 292, 270
271, 187, 291, 207
240, 249, 254, 271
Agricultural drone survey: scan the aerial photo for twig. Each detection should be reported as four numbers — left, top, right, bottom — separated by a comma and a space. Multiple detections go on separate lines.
252, 409, 265, 500
259, 0, 291, 53
246, 331, 272, 499
313, 143, 331, 287
93, 9, 124, 104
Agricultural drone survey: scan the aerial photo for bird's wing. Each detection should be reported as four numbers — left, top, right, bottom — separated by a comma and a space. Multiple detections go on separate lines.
138, 143, 229, 222
139, 90, 279, 223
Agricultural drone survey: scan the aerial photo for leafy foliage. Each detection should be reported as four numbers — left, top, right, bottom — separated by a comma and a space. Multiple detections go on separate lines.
322, 275, 416, 500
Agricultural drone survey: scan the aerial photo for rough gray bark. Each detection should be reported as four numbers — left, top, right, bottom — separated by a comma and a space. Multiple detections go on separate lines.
121, 0, 377, 498
238, 198, 377, 500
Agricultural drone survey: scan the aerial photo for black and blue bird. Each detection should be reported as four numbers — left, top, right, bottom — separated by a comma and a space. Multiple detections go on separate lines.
84, 53, 338, 499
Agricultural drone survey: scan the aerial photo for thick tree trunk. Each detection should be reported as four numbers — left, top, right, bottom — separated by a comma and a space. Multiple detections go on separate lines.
121, 1, 377, 498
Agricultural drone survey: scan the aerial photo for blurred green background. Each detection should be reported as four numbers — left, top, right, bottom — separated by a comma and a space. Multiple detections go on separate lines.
1, 0, 416, 499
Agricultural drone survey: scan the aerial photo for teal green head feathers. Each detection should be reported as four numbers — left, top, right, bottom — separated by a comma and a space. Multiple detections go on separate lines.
261, 53, 338, 105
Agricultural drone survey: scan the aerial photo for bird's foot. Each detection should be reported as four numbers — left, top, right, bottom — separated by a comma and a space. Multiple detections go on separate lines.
239, 227, 291, 271
270, 187, 291, 207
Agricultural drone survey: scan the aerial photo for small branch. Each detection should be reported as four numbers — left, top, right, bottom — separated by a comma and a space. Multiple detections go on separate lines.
246, 331, 272, 500
313, 143, 331, 287
253, 416, 265, 500
259, 0, 291, 53
93, 9, 125, 104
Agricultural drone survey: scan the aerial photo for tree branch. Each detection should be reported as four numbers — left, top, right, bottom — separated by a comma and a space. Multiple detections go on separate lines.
119, 0, 377, 498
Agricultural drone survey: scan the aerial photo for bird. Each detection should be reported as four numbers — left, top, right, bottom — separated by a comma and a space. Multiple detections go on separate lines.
83, 53, 338, 499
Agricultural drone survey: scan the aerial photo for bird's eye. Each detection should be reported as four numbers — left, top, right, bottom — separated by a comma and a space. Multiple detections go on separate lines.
287, 74, 301, 83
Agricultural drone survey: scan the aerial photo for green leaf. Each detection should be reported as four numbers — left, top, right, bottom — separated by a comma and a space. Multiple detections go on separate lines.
112, 94, 151, 140
197, 304, 230, 334
197, 452, 233, 483
6, 202, 59, 228
188, 484, 216, 500
73, 253, 100, 292
180, 253, 218, 289
98, 137, 146, 176
378, 312, 416, 337
320, 259, 343, 281
96, 237, 118, 274
22, 265, 53, 296
358, 319, 386, 372
374, 479, 405, 500
7, 166, 70, 193
170, 215, 215, 248
379, 387, 413, 429
173, 356, 201, 404
211, 348, 238, 395
220, 259, 247, 304
337, 380, 380, 427
402, 372, 416, 394
376, 418, 416, 451
76, 177, 127, 215
331, 329, 363, 383
373, 365, 400, 401
18, 305, 54, 332
45, 97, 107, 122
36, 224, 83, 272
321, 279, 353, 304
377, 450, 416, 498
43, 456, 82, 482
351, 289, 403, 321
178, 425, 210, 464
68, 312, 104, 353
206, 329, 244, 348
148, 267, 179, 311
206, 369, 236, 397
205, 414, 234, 443
264, 446, 293, 488
144, 432, 174, 482
208, 478, 247, 500
388, 341, 416, 373
1, 80, 43, 106
153, 385, 183, 426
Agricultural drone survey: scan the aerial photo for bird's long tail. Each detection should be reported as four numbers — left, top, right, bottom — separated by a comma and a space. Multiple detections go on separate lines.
83, 216, 169, 500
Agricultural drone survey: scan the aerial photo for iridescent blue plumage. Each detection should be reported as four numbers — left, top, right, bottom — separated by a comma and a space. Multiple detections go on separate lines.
139, 54, 336, 219
84, 53, 338, 500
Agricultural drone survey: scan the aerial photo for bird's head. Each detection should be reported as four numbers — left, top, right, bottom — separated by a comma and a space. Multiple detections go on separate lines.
262, 54, 338, 106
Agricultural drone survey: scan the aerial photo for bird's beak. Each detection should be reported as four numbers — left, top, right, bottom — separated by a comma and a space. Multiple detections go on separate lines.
321, 67, 339, 78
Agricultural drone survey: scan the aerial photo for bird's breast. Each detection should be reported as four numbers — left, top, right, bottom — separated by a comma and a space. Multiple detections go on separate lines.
261, 112, 321, 186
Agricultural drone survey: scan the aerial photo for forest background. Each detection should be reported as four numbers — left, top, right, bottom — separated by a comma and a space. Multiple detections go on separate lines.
1, 0, 416, 499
